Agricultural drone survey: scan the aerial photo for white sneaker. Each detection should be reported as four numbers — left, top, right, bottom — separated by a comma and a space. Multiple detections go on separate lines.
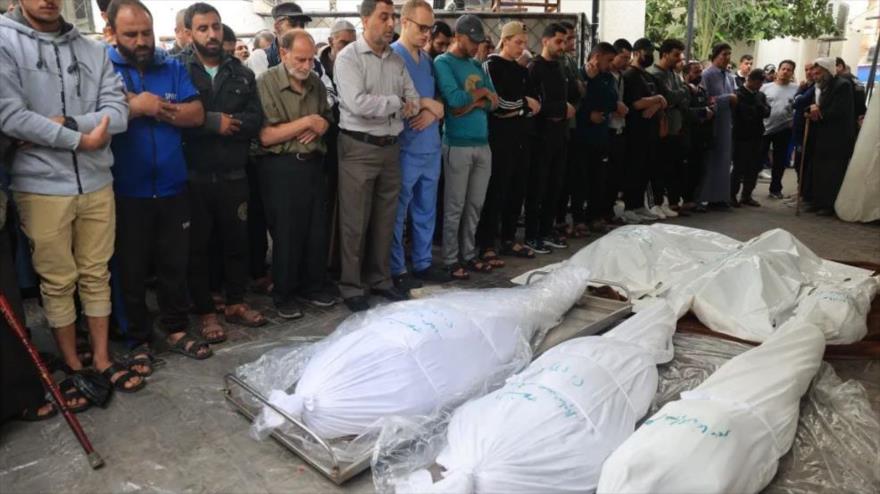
660, 204, 679, 217
648, 205, 668, 219
612, 200, 626, 219
635, 207, 661, 220
621, 210, 643, 224
758, 170, 772, 181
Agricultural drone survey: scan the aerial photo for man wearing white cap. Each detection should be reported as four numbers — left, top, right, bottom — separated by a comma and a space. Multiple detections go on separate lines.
803, 56, 855, 216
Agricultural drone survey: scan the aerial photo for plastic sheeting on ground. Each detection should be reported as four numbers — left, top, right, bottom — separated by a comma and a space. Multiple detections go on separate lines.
835, 92, 880, 223
236, 265, 590, 441
372, 302, 676, 494
512, 225, 878, 345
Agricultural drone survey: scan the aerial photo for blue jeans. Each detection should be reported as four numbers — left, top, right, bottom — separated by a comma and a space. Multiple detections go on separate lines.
391, 150, 441, 276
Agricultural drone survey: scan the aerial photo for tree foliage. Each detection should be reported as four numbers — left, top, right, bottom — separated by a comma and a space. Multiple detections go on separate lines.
646, 0, 838, 60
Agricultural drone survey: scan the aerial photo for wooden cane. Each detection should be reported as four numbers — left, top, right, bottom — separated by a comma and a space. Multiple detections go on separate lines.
795, 117, 811, 216
0, 292, 105, 469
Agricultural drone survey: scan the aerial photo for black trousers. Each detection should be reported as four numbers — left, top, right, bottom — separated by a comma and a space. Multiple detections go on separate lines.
246, 157, 269, 279
260, 154, 327, 304
606, 130, 627, 213
188, 177, 249, 314
477, 117, 531, 248
584, 140, 610, 221
765, 128, 792, 195
556, 130, 579, 224
623, 131, 655, 211
115, 192, 191, 344
0, 225, 45, 422
526, 122, 568, 240
652, 135, 686, 206
731, 137, 765, 199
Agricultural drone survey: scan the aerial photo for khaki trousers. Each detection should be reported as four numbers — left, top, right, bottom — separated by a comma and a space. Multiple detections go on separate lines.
337, 133, 401, 298
14, 185, 115, 327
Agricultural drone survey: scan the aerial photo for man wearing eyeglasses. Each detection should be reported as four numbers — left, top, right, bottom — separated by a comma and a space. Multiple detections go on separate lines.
389, 0, 447, 290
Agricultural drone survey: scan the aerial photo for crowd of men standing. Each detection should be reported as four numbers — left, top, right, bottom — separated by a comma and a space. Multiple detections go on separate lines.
0, 0, 867, 420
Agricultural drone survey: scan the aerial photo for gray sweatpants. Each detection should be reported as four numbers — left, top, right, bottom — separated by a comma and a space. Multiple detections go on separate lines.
442, 144, 492, 265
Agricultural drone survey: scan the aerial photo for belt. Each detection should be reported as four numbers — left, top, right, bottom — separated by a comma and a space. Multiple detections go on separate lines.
188, 168, 247, 183
293, 151, 323, 162
341, 129, 398, 147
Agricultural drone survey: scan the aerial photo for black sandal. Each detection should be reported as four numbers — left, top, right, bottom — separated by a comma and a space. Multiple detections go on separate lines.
100, 362, 146, 393
59, 378, 92, 414
500, 242, 536, 259
168, 334, 213, 360
465, 258, 493, 273
18, 402, 58, 422
480, 250, 506, 268
121, 344, 162, 377
445, 262, 471, 281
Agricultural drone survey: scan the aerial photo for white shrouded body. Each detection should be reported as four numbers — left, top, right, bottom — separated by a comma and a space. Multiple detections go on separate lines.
251, 266, 591, 440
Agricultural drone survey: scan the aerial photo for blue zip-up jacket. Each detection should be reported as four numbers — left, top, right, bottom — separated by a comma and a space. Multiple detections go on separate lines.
108, 47, 199, 198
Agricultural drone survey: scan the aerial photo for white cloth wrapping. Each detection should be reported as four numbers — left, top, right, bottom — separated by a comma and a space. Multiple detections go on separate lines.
835, 90, 880, 222
597, 317, 826, 494
391, 302, 677, 494
513, 225, 878, 344
246, 265, 591, 440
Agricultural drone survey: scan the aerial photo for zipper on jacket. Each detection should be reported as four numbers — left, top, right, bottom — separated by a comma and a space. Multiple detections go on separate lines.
53, 43, 84, 195
150, 124, 158, 198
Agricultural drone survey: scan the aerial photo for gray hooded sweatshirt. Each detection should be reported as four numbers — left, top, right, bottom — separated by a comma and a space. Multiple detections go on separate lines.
0, 8, 128, 196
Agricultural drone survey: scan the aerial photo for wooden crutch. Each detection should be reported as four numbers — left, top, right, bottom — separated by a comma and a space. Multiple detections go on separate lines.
795, 117, 811, 216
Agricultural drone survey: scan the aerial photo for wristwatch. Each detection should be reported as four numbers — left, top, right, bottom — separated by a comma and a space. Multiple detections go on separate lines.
62, 116, 79, 131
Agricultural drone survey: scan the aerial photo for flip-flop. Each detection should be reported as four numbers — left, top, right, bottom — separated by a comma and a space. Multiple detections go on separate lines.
480, 250, 506, 268
465, 258, 493, 273
168, 334, 213, 360
199, 315, 228, 344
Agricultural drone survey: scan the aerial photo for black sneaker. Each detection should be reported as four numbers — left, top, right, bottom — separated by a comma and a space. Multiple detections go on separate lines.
343, 296, 370, 312
300, 291, 337, 308
524, 239, 552, 254
275, 299, 304, 320
392, 273, 424, 291
412, 265, 449, 284
542, 235, 568, 249
373, 286, 410, 302
767, 192, 784, 200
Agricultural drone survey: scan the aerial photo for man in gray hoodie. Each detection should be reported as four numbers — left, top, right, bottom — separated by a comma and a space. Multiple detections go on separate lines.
0, 0, 140, 400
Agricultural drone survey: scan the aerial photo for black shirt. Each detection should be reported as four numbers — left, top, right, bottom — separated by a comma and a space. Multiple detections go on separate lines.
623, 65, 660, 136
528, 55, 569, 122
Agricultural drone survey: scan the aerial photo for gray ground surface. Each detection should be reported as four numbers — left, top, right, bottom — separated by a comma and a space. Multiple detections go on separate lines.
1, 174, 878, 493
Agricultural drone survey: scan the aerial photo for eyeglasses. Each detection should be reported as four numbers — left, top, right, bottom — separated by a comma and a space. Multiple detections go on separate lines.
405, 17, 432, 35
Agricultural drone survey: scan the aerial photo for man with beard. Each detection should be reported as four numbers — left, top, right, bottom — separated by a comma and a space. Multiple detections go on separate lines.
181, 3, 268, 331
435, 14, 498, 278
478, 21, 540, 261
697, 42, 737, 210
622, 38, 667, 220
425, 20, 452, 59
107, 0, 210, 360
730, 69, 771, 207
257, 29, 336, 318
1, 0, 137, 402
760, 59, 798, 200
682, 60, 715, 210
524, 23, 576, 255
609, 39, 637, 224
333, 0, 421, 311
168, 9, 190, 56
805, 57, 856, 216
389, 0, 447, 288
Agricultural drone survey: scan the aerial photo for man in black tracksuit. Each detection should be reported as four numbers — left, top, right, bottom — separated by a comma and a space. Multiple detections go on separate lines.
525, 23, 575, 254
183, 4, 266, 339
730, 69, 771, 206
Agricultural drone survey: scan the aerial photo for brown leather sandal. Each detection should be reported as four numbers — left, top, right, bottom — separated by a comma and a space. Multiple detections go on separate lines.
224, 303, 268, 328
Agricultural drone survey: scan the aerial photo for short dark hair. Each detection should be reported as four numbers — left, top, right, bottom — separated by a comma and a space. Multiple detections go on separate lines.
748, 68, 765, 82
560, 21, 575, 32
835, 57, 845, 67
542, 22, 568, 39
96, 0, 112, 14
431, 20, 452, 38
658, 39, 685, 56
360, 0, 393, 17
779, 59, 796, 71
589, 41, 617, 59
107, 0, 152, 30
739, 54, 753, 63
632, 38, 653, 53
184, 2, 219, 29
710, 42, 732, 60
612, 38, 632, 52
222, 24, 236, 43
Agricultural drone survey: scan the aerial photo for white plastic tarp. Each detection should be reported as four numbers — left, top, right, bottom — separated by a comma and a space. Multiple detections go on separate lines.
239, 265, 591, 441
835, 93, 880, 223
597, 317, 827, 494
379, 301, 676, 494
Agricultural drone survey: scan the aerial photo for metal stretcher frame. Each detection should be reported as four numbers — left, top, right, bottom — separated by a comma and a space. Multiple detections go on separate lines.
223, 277, 633, 485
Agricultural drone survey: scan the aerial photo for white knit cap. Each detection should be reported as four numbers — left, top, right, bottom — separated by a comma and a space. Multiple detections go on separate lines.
813, 57, 835, 75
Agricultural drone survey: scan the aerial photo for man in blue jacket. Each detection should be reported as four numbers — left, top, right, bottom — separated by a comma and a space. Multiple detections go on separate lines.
107, 0, 209, 361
